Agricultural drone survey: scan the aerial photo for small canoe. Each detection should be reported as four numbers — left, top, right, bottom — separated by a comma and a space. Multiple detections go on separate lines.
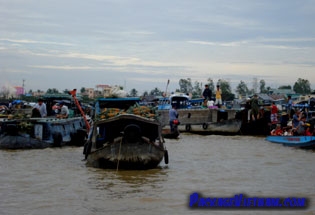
266, 136, 315, 147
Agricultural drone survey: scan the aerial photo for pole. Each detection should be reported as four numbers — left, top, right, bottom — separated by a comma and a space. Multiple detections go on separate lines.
68, 89, 91, 133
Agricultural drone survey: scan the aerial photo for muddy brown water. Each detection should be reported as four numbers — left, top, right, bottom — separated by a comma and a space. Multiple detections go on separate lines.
0, 134, 314, 215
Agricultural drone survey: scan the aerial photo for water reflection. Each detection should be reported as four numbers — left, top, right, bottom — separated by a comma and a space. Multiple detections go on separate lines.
86, 167, 169, 198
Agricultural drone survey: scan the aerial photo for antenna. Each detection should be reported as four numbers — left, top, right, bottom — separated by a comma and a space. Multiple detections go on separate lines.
22, 79, 25, 95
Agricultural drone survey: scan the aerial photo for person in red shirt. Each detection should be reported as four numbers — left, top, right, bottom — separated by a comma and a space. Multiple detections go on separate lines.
304, 124, 312, 136
271, 124, 283, 136
270, 102, 278, 124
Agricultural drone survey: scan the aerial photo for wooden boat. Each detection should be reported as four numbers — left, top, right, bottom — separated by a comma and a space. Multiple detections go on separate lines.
0, 117, 87, 149
83, 97, 168, 170
235, 108, 272, 136
0, 90, 92, 149
265, 135, 315, 148
157, 93, 241, 135
182, 118, 242, 135
161, 123, 180, 139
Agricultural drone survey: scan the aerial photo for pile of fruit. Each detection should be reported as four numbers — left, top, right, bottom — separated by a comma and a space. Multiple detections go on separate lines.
96, 105, 158, 120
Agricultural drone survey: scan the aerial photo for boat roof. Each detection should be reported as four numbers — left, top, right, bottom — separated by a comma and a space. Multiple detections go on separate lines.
169, 93, 190, 99
96, 97, 141, 101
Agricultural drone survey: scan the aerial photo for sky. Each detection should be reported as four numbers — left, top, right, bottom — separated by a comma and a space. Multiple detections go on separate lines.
1, 0, 315, 95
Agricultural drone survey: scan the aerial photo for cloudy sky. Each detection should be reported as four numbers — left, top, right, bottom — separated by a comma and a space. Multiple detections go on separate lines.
1, 0, 315, 94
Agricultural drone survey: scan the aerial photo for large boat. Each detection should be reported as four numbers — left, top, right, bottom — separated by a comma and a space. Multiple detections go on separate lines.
0, 91, 90, 149
157, 93, 242, 135
266, 135, 315, 148
83, 97, 168, 170
0, 117, 87, 149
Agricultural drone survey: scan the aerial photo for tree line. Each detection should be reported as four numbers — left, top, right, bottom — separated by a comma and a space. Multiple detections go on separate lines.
0, 78, 312, 102
130, 77, 313, 101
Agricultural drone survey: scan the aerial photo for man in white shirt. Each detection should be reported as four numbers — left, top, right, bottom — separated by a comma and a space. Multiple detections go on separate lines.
57, 102, 69, 118
34, 98, 47, 117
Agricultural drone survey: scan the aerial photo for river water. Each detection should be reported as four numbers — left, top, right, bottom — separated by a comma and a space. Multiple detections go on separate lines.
0, 134, 314, 215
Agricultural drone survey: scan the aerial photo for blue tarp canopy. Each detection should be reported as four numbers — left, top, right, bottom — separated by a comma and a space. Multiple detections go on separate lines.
12, 100, 22, 105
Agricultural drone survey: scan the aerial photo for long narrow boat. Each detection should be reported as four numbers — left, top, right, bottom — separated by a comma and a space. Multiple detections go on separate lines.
83, 97, 168, 170
265, 135, 315, 148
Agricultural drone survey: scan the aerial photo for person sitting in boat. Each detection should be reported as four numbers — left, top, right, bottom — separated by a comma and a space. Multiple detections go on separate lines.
304, 123, 312, 136
294, 115, 306, 136
283, 127, 293, 136
56, 102, 69, 119
270, 124, 283, 136
169, 104, 179, 133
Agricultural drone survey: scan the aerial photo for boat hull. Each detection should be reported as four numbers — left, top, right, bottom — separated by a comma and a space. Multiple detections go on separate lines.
266, 136, 315, 147
179, 119, 242, 134
86, 137, 165, 170
0, 117, 87, 149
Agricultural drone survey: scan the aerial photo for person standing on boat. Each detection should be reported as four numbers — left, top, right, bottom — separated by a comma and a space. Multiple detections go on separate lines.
270, 102, 278, 124
202, 84, 212, 102
57, 102, 69, 119
286, 95, 293, 118
34, 98, 47, 117
250, 94, 259, 121
214, 85, 222, 108
169, 104, 179, 133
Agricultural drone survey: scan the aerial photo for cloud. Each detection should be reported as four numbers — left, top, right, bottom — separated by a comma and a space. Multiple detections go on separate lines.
0, 38, 74, 46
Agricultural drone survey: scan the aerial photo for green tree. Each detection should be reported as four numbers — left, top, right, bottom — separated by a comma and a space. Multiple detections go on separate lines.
236, 80, 249, 96
192, 81, 202, 99
46, 88, 60, 94
179, 78, 193, 94
206, 78, 215, 95
259, 79, 267, 93
129, 88, 138, 97
293, 78, 311, 94
149, 87, 162, 96
217, 79, 234, 101
80, 87, 86, 93
142, 91, 149, 97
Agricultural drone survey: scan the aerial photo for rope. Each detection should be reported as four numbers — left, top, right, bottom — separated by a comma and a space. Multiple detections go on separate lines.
116, 137, 123, 172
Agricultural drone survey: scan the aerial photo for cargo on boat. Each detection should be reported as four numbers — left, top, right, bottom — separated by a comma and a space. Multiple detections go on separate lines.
83, 97, 168, 170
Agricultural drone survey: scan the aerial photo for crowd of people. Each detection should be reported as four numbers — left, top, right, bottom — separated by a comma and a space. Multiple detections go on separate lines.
270, 109, 315, 136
